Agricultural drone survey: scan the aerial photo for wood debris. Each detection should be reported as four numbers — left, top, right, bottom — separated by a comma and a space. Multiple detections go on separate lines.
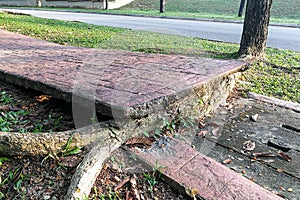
277, 151, 292, 162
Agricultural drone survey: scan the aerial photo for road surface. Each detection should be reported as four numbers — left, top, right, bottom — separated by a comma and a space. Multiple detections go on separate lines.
1, 9, 300, 52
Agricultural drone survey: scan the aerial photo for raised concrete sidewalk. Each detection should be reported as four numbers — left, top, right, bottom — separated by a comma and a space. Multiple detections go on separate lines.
0, 30, 287, 199
0, 29, 245, 120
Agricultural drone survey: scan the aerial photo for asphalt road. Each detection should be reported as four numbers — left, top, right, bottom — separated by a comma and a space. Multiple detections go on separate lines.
1, 9, 300, 52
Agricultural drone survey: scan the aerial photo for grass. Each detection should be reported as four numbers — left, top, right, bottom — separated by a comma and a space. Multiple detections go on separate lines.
2, 0, 299, 24
242, 49, 300, 102
0, 11, 125, 48
0, 89, 65, 132
121, 0, 299, 18
120, 0, 300, 24
0, 12, 299, 103
0, 165, 28, 199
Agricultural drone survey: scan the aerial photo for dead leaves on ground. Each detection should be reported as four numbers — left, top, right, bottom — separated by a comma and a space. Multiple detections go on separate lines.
251, 150, 292, 162
277, 151, 292, 162
36, 95, 51, 103
222, 159, 232, 165
185, 187, 198, 199
125, 137, 156, 149
243, 141, 256, 151
114, 175, 140, 200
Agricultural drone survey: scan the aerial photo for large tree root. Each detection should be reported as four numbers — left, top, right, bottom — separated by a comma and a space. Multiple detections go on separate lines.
64, 137, 123, 200
0, 120, 142, 199
0, 122, 116, 156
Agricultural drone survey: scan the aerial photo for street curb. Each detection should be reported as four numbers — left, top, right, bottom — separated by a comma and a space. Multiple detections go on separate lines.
1, 7, 300, 29
248, 92, 300, 113
128, 138, 283, 200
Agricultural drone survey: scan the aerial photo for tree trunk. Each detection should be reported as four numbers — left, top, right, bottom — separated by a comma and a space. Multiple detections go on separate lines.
160, 0, 166, 13
238, 0, 272, 60
105, 0, 108, 10
238, 0, 246, 17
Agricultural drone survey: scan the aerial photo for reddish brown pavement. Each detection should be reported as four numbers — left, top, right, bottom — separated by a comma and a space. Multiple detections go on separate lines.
129, 138, 283, 200
0, 30, 245, 118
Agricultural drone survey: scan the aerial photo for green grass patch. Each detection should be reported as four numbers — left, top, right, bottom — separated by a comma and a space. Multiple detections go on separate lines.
242, 50, 300, 103
0, 11, 125, 47
0, 12, 299, 103
121, 0, 300, 22
98, 30, 239, 59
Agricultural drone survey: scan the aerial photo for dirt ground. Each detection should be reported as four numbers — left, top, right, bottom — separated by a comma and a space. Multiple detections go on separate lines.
0, 81, 189, 200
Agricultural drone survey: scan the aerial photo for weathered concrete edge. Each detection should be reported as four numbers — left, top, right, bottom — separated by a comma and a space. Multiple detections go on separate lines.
127, 138, 283, 200
123, 61, 246, 119
248, 92, 300, 113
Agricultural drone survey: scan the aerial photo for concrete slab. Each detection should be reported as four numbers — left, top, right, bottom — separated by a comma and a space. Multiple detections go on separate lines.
186, 97, 300, 199
0, 30, 245, 121
126, 96, 299, 200
129, 138, 282, 200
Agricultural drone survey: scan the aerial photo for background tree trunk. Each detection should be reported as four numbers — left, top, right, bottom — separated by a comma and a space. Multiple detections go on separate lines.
238, 0, 273, 59
238, 0, 246, 17
105, 0, 108, 10
160, 0, 166, 13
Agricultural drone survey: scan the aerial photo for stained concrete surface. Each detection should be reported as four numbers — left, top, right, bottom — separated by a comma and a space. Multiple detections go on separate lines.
187, 97, 300, 199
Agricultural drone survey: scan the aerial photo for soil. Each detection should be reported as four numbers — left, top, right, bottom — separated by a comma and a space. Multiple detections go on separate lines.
0, 81, 189, 200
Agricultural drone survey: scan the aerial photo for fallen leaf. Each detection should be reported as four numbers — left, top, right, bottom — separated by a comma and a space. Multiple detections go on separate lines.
253, 152, 275, 157
113, 176, 121, 182
279, 186, 285, 191
197, 130, 208, 137
261, 159, 275, 163
198, 121, 206, 128
243, 141, 256, 151
130, 174, 140, 200
125, 137, 155, 147
55, 175, 62, 181
222, 159, 232, 164
0, 105, 10, 111
102, 163, 109, 170
278, 151, 292, 162
126, 191, 132, 200
59, 156, 83, 167
36, 95, 51, 102
242, 170, 246, 174
9, 106, 21, 111
250, 178, 254, 182
185, 187, 198, 199
114, 177, 130, 191
277, 168, 284, 173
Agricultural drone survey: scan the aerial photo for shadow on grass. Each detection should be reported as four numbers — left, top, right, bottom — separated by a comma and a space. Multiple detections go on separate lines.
208, 52, 239, 59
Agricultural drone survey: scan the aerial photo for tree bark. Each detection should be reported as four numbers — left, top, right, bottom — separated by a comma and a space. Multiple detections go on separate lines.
64, 137, 123, 200
160, 0, 166, 13
238, 0, 246, 17
238, 0, 273, 60
105, 0, 108, 10
0, 122, 116, 156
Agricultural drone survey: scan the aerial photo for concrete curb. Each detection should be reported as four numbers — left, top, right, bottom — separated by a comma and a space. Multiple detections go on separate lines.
248, 92, 300, 113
